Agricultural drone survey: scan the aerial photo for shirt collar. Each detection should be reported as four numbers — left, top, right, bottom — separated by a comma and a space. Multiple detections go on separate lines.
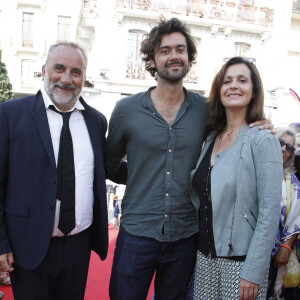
40, 84, 85, 112
143, 86, 191, 108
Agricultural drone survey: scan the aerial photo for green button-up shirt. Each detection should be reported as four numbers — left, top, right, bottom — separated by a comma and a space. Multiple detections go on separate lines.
105, 87, 209, 242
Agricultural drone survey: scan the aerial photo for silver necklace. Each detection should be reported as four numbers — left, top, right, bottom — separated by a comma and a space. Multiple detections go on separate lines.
215, 123, 244, 154
214, 134, 222, 154
224, 123, 245, 136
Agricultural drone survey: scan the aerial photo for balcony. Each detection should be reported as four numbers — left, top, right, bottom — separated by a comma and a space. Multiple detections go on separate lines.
293, 0, 300, 11
17, 0, 46, 9
76, 0, 97, 50
115, 0, 274, 27
292, 0, 300, 20
79, 0, 97, 27
125, 62, 147, 80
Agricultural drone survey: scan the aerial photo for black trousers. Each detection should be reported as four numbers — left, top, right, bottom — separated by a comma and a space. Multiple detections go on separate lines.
10, 227, 91, 300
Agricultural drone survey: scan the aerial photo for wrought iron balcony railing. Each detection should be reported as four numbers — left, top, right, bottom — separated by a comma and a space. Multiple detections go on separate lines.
116, 0, 274, 27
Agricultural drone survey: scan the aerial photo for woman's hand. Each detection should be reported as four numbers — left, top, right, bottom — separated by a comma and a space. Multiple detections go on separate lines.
273, 246, 290, 268
239, 279, 258, 300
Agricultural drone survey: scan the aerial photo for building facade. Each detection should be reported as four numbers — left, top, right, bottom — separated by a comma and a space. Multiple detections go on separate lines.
0, 0, 299, 125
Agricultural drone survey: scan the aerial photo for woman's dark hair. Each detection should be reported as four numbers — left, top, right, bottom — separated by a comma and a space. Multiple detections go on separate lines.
140, 17, 197, 79
206, 56, 265, 132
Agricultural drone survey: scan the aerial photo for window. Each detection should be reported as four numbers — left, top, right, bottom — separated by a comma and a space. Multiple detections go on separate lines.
22, 13, 34, 47
21, 59, 35, 89
234, 42, 251, 57
224, 43, 255, 64
57, 16, 71, 40
293, 0, 300, 10
126, 30, 146, 79
239, 0, 254, 5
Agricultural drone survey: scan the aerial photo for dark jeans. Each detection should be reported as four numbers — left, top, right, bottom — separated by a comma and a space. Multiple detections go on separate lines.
109, 226, 197, 300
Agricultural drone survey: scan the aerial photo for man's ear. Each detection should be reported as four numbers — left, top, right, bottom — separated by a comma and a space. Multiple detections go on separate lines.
149, 58, 155, 68
41, 65, 46, 81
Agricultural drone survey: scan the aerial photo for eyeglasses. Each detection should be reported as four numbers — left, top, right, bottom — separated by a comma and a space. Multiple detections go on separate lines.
279, 138, 295, 154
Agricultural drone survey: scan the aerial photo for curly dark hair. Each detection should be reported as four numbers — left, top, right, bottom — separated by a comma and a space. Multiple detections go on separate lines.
206, 56, 265, 132
140, 18, 197, 79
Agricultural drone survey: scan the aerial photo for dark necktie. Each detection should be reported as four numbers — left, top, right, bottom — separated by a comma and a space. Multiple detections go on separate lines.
50, 106, 75, 235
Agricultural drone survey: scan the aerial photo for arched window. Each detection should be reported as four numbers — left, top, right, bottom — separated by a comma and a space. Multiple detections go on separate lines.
126, 30, 146, 79
22, 12, 34, 47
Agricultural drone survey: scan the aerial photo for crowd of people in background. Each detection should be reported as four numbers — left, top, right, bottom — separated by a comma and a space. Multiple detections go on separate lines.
266, 127, 300, 300
0, 16, 299, 300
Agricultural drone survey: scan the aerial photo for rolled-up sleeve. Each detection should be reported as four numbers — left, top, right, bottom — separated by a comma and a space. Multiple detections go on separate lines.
105, 102, 127, 175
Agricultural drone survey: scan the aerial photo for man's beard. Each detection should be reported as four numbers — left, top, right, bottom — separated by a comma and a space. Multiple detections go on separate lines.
156, 61, 190, 82
44, 73, 82, 109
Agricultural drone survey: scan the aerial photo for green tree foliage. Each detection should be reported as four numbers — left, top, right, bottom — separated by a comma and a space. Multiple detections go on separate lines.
0, 50, 14, 103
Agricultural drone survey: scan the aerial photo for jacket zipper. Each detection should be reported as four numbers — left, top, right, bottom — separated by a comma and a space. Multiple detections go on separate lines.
228, 204, 236, 254
242, 212, 255, 231
250, 209, 257, 222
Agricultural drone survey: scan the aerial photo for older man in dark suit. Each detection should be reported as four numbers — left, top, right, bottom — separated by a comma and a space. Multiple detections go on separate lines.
0, 42, 125, 300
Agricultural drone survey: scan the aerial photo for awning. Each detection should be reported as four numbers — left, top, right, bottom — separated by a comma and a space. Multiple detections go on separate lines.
289, 88, 300, 105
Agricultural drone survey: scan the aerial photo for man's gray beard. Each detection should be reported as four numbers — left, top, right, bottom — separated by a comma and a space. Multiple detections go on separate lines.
44, 74, 80, 109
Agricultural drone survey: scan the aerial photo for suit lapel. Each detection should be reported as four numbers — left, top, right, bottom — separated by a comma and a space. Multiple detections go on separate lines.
31, 91, 56, 167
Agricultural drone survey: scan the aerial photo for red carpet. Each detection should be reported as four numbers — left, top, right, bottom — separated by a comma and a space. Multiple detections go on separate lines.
1, 224, 154, 300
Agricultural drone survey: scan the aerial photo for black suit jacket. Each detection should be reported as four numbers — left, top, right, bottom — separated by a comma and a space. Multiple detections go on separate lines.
0, 91, 109, 270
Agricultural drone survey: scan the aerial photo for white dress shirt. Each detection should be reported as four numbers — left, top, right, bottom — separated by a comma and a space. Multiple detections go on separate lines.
41, 86, 94, 236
